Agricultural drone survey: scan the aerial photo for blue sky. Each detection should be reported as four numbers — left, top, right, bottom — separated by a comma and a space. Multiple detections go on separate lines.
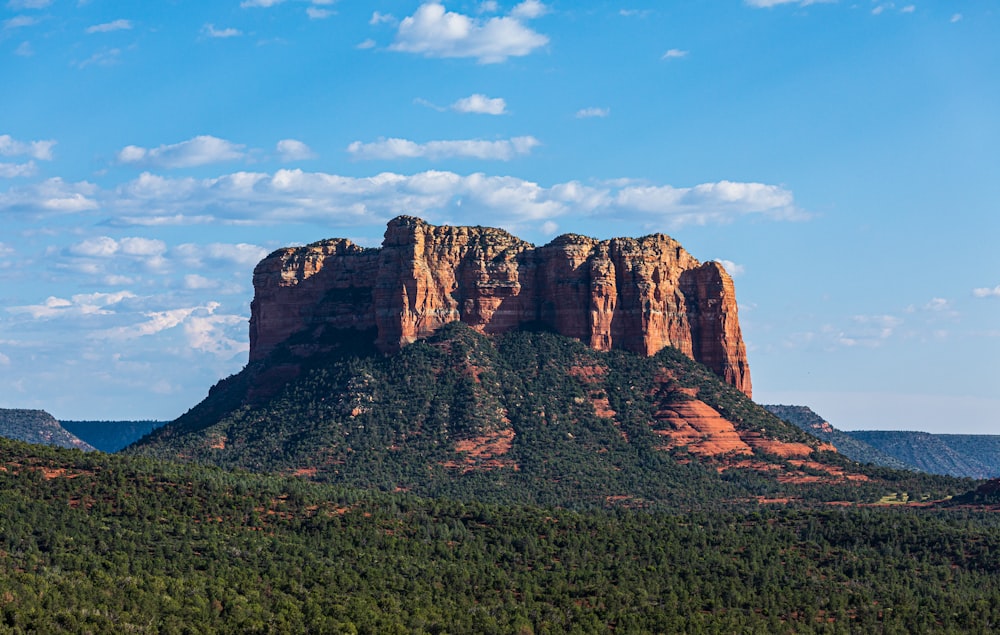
1, 1, 997, 433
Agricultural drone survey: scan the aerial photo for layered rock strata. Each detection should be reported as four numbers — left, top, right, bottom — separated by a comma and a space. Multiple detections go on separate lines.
249, 216, 752, 396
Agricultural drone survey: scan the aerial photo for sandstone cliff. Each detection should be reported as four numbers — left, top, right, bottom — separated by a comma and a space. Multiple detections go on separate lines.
249, 216, 752, 396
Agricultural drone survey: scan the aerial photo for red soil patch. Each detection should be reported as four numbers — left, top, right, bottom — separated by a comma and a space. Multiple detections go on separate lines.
742, 433, 815, 458
291, 467, 318, 478
442, 428, 518, 473
652, 399, 753, 456
207, 435, 227, 450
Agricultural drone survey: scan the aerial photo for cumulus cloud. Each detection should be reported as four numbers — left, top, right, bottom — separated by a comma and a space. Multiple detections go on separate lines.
202, 24, 242, 38
347, 136, 540, 161
390, 2, 548, 63
973, 285, 1000, 298
117, 135, 246, 169
0, 134, 56, 161
370, 11, 395, 25
94, 301, 248, 358
451, 94, 507, 115
0, 161, 37, 178
276, 139, 317, 161
510, 0, 549, 19
3, 164, 806, 232
661, 49, 688, 60
0, 177, 98, 214
356, 38, 376, 49
8, 291, 136, 320
241, 0, 285, 7
715, 259, 745, 277
575, 107, 609, 118
174, 242, 268, 268
86, 19, 132, 34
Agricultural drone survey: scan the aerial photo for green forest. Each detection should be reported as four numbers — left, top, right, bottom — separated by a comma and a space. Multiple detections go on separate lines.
2, 437, 1000, 634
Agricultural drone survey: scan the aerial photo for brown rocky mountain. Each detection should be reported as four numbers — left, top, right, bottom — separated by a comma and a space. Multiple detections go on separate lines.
250, 216, 751, 396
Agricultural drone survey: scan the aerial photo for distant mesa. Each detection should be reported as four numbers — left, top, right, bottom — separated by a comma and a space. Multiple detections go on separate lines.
0, 408, 95, 452
250, 215, 752, 396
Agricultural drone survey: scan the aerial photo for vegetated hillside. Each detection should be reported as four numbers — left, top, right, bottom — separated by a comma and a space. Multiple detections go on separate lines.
763, 405, 917, 471
5, 436, 1000, 633
0, 408, 94, 451
60, 420, 167, 453
847, 431, 997, 479
130, 324, 967, 508
936, 435, 1000, 477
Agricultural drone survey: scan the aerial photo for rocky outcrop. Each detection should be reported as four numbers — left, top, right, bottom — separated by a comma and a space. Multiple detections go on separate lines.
249, 216, 752, 396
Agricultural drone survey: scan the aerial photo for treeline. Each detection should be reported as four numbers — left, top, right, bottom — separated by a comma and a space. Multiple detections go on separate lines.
2, 437, 1000, 633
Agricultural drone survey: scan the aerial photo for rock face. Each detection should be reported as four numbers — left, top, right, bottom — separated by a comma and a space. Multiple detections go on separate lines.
249, 216, 752, 396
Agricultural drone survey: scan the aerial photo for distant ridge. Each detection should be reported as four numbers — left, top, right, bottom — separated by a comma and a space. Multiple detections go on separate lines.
0, 408, 95, 451
762, 405, 917, 471
847, 431, 1000, 479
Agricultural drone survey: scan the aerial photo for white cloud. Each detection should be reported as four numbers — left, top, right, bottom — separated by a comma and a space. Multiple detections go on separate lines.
7, 0, 51, 8
390, 2, 548, 64
837, 314, 903, 346
478, 1, 498, 12
370, 11, 395, 25
94, 302, 249, 358
0, 352, 9, 365
3, 16, 38, 30
0, 177, 98, 214
347, 136, 540, 161
276, 139, 317, 161
662, 48, 688, 60
973, 285, 1000, 298
86, 19, 132, 34
174, 242, 268, 268
5, 165, 805, 233
0, 134, 56, 160
117, 135, 246, 169
75, 48, 121, 68
950, 13, 962, 23
575, 107, 609, 118
67, 235, 168, 272
901, 5, 915, 13
614, 180, 802, 225
14, 41, 33, 56
306, 7, 333, 19
202, 24, 242, 38
0, 161, 37, 178
714, 259, 745, 277
510, 0, 549, 19
241, 0, 285, 7
8, 291, 136, 320
451, 93, 507, 115
356, 38, 376, 49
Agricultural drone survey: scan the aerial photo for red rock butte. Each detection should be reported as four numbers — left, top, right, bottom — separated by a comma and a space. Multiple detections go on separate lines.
249, 216, 752, 397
